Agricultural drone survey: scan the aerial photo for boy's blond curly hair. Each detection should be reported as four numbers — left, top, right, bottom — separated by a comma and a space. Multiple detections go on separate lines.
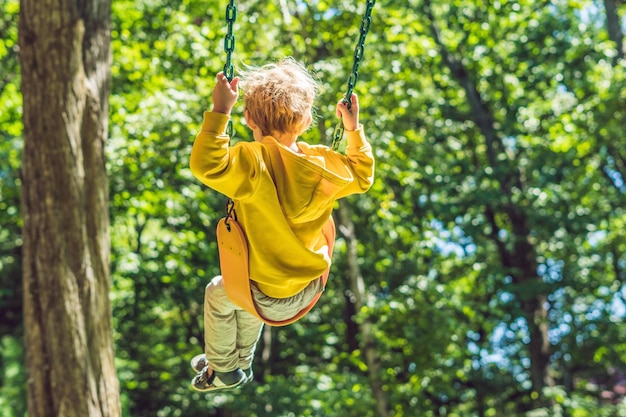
240, 58, 319, 137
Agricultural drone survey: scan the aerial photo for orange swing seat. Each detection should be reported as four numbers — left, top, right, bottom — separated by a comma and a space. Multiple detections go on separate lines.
216, 215, 335, 326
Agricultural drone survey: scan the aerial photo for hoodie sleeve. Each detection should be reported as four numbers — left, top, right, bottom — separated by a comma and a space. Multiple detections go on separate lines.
189, 112, 261, 200
335, 124, 375, 198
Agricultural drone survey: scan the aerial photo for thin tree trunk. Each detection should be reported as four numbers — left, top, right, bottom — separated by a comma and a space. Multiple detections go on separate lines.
343, 283, 360, 353
336, 200, 390, 417
603, 0, 624, 60
19, 0, 120, 415
600, 0, 626, 190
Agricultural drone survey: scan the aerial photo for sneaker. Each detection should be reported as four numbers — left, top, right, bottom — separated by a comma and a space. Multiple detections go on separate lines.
241, 367, 254, 383
190, 354, 208, 373
191, 366, 246, 392
190, 354, 254, 384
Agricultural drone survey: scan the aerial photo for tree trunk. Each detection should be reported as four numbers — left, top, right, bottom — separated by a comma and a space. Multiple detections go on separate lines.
19, 0, 120, 415
336, 200, 390, 417
603, 0, 624, 60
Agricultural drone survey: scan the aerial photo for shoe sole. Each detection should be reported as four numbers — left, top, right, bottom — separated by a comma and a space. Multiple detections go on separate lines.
190, 379, 245, 392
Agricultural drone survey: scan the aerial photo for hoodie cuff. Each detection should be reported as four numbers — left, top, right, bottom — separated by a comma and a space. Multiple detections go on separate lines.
201, 111, 231, 134
345, 124, 369, 149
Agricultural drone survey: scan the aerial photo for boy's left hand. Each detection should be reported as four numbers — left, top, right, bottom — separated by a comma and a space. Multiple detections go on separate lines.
212, 72, 239, 115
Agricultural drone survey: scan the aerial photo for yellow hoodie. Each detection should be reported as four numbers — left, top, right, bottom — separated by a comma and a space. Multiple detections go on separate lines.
190, 112, 374, 298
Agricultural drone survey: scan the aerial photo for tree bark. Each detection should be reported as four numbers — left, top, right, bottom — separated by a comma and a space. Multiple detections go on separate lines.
336, 200, 390, 417
19, 0, 120, 415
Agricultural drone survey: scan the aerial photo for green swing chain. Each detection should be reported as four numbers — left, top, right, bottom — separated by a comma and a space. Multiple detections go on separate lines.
331, 0, 376, 151
222, 0, 237, 224
223, 0, 237, 139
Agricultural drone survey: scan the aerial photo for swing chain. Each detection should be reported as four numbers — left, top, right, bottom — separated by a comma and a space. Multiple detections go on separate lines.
222, 0, 237, 140
223, 0, 237, 82
222, 0, 238, 220
331, 0, 376, 151
224, 198, 237, 230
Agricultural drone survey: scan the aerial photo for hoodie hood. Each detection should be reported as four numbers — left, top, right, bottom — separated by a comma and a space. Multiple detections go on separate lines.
261, 137, 352, 224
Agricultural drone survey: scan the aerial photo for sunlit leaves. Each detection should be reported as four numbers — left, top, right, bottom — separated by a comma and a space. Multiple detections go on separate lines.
4, 0, 622, 415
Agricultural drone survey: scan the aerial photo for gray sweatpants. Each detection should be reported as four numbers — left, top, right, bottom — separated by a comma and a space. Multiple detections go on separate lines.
203, 275, 324, 372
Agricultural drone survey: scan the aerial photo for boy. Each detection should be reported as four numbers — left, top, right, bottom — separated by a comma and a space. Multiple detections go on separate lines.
189, 58, 374, 392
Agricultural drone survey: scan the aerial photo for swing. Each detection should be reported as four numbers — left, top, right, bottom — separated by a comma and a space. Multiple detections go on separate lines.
217, 202, 336, 326
215, 0, 375, 326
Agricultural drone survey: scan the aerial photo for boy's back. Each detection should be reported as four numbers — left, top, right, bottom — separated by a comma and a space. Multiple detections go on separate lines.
189, 58, 374, 393
190, 109, 373, 298
190, 59, 374, 298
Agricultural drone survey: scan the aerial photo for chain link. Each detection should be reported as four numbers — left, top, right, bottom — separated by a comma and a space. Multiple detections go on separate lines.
332, 0, 376, 151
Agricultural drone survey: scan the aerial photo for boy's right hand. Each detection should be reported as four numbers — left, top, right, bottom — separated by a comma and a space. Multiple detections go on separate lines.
336, 93, 359, 131
212, 72, 239, 115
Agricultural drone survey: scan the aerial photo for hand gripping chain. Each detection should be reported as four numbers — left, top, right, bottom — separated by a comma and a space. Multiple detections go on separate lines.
331, 0, 376, 151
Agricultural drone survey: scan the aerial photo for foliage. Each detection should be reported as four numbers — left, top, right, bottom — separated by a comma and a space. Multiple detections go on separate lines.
0, 0, 25, 414
0, 0, 22, 338
1, 0, 625, 416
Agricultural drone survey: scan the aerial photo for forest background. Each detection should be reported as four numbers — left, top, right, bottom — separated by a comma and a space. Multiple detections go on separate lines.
1, 0, 625, 416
